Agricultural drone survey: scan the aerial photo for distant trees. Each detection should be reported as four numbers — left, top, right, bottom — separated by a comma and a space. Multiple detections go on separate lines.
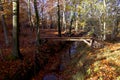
0, 0, 120, 56
110, 0, 120, 40
25, 0, 120, 40
76, 0, 120, 40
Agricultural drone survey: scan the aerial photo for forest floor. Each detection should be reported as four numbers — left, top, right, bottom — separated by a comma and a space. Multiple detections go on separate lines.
62, 41, 120, 80
33, 39, 120, 80
0, 26, 71, 80
0, 26, 120, 80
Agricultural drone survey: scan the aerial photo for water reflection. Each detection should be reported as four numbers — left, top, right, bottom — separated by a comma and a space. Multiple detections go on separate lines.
43, 42, 79, 80
69, 42, 79, 56
43, 74, 57, 80
59, 42, 80, 72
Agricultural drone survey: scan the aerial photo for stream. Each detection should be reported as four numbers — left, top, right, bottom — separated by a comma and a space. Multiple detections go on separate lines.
43, 42, 85, 80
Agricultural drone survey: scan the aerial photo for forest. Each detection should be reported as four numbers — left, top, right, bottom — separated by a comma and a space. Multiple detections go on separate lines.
0, 0, 120, 80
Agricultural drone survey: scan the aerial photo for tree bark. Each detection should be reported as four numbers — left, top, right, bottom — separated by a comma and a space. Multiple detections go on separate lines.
57, 0, 61, 37
34, 0, 40, 46
75, 15, 78, 33
27, 0, 33, 30
12, 0, 22, 59
62, 0, 66, 32
103, 21, 106, 40
102, 0, 107, 40
0, 0, 9, 45
41, 0, 44, 29
69, 11, 74, 36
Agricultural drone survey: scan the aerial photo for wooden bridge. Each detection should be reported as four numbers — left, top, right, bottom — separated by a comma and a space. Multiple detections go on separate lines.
41, 36, 93, 47
40, 29, 103, 48
40, 37, 91, 41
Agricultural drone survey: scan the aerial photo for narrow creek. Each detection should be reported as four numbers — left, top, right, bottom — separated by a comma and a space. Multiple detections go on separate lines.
43, 42, 86, 80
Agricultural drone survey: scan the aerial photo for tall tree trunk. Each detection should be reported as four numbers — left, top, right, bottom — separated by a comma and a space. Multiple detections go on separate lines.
34, 0, 40, 46
0, 0, 9, 45
103, 0, 107, 40
58, 0, 61, 37
111, 18, 119, 40
98, 17, 103, 40
41, 0, 44, 29
12, 0, 22, 59
111, 6, 119, 40
69, 10, 74, 36
111, 21, 116, 40
27, 0, 33, 30
62, 0, 66, 32
74, 3, 78, 33
75, 18, 78, 32
49, 13, 53, 29
103, 21, 106, 40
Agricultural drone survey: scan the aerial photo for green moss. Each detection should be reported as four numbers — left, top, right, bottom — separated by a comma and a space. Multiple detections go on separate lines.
72, 72, 85, 80
5, 54, 18, 61
87, 68, 92, 75
93, 61, 100, 73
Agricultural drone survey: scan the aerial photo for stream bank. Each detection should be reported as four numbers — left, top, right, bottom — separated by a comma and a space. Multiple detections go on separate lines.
2, 41, 69, 80
60, 42, 91, 80
33, 41, 92, 80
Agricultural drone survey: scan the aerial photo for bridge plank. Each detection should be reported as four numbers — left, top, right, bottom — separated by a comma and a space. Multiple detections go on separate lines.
40, 36, 93, 47
40, 37, 92, 41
